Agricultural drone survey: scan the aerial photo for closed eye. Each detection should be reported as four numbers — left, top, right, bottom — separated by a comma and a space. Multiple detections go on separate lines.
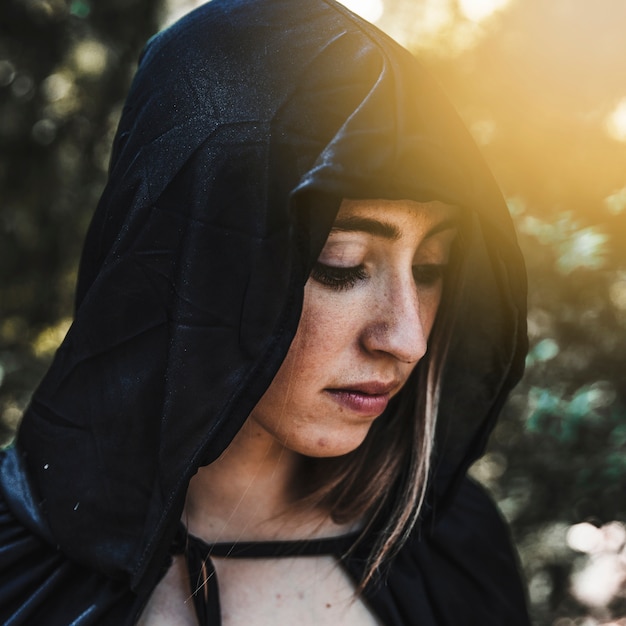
310, 263, 368, 291
413, 264, 447, 286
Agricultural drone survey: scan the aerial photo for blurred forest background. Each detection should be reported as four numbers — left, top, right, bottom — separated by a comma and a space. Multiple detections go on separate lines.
1, 0, 625, 623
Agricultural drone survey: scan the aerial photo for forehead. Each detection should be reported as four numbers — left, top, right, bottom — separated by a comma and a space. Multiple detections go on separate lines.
334, 199, 459, 234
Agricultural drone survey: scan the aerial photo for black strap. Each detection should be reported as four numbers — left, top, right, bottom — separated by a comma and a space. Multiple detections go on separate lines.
171, 526, 221, 625
171, 525, 360, 625
190, 529, 360, 558
186, 536, 221, 625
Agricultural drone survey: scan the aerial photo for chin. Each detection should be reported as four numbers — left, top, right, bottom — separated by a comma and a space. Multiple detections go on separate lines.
290, 426, 371, 459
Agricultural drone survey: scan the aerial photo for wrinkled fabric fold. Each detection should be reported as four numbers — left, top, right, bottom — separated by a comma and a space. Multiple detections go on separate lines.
0, 447, 140, 625
1, 0, 528, 622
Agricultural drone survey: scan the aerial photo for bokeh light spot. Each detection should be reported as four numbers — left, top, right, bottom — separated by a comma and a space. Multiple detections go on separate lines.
2, 403, 22, 430
70, 0, 91, 18
11, 74, 35, 100
567, 522, 602, 553
571, 553, 626, 608
469, 451, 507, 484
457, 0, 511, 23
605, 186, 626, 215
470, 118, 496, 145
506, 197, 525, 218
528, 570, 552, 605
557, 228, 608, 274
610, 275, 626, 311
42, 73, 73, 102
601, 521, 626, 553
31, 119, 57, 145
416, 0, 455, 36
71, 40, 108, 76
0, 60, 16, 87
32, 318, 71, 358
337, 0, 384, 23
606, 98, 626, 142
532, 338, 559, 362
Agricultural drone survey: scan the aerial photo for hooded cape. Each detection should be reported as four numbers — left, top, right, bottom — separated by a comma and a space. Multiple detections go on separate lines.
0, 0, 529, 623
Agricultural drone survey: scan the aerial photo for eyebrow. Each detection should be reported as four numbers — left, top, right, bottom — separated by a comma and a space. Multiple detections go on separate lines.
331, 215, 457, 240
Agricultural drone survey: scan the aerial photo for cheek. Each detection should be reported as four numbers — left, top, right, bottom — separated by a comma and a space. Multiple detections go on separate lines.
297, 283, 358, 351
420, 286, 444, 340
253, 285, 343, 411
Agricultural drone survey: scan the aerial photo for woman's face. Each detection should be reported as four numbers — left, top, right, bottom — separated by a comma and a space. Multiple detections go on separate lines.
248, 198, 458, 458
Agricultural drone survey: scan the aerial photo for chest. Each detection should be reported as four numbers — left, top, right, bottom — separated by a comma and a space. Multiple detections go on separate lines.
214, 556, 381, 626
138, 555, 382, 626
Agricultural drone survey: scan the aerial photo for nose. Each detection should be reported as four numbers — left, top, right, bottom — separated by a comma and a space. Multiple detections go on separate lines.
361, 276, 429, 364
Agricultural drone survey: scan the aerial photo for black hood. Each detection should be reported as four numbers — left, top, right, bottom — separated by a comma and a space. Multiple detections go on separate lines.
16, 0, 527, 596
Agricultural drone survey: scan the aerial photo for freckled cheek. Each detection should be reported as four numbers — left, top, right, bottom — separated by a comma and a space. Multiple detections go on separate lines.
298, 286, 361, 348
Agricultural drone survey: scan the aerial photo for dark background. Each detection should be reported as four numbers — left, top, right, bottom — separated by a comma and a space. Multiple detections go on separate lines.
2, 1, 625, 623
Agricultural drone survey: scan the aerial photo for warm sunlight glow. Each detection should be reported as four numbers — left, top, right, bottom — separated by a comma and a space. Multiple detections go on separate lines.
418, 0, 454, 33
610, 278, 626, 311
337, 0, 384, 23
383, 0, 517, 55
165, 0, 385, 29
382, 0, 456, 51
606, 98, 626, 142
458, 0, 511, 23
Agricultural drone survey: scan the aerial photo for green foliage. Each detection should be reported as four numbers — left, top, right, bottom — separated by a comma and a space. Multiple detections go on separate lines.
0, 0, 164, 444
519, 211, 609, 274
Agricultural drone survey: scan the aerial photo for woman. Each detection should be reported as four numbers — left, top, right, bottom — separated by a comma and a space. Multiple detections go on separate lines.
0, 0, 530, 624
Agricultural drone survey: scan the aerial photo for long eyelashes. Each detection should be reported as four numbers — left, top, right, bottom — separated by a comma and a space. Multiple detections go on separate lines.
310, 262, 447, 291
310, 263, 368, 291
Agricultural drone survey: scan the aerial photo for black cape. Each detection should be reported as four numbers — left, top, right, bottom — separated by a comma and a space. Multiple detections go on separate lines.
0, 0, 529, 623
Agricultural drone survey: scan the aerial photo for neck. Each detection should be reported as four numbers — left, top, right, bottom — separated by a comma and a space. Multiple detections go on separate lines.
183, 419, 347, 543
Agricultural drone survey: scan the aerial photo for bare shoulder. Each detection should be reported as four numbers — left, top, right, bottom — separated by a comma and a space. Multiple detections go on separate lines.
137, 556, 198, 626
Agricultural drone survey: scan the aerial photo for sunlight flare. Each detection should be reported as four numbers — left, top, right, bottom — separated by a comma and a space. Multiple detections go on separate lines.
458, 0, 511, 23
606, 98, 626, 142
337, 0, 384, 23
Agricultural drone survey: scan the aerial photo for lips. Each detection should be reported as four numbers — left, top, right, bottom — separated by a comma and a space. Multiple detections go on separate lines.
325, 381, 398, 417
